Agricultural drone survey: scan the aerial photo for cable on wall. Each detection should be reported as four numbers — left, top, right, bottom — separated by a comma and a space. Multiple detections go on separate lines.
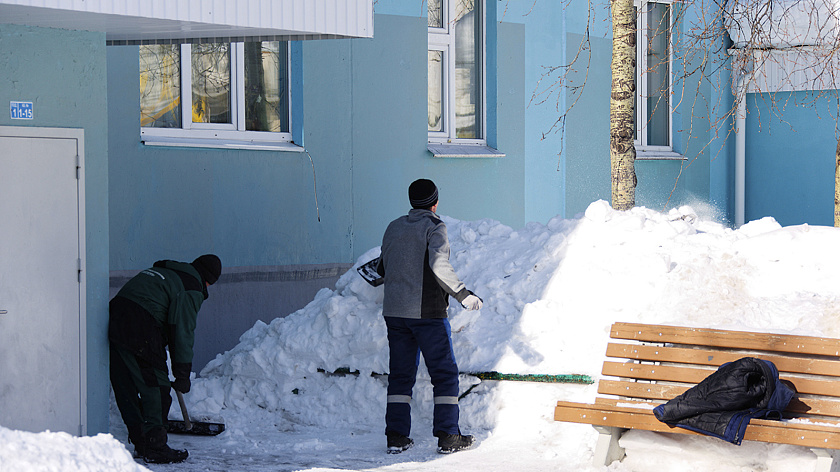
304, 150, 321, 222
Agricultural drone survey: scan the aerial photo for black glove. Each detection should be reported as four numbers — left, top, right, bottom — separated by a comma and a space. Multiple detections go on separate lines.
172, 377, 191, 394
171, 362, 192, 393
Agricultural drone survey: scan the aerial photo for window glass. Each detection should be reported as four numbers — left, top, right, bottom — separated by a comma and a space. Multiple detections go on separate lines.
244, 41, 289, 132
646, 3, 670, 146
429, 0, 484, 143
140, 45, 181, 128
140, 41, 293, 145
428, 50, 444, 132
454, 0, 479, 139
191, 43, 232, 124
428, 0, 443, 28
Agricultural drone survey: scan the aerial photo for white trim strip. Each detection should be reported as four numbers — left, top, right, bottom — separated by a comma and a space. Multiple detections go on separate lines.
387, 395, 413, 404
434, 396, 459, 405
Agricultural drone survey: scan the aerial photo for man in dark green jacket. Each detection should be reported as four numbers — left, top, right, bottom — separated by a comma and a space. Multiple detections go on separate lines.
109, 254, 222, 464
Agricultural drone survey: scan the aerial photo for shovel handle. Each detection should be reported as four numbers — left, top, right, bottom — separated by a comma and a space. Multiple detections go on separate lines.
175, 390, 193, 431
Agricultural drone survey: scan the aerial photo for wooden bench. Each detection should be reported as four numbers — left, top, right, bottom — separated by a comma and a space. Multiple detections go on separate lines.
554, 322, 840, 471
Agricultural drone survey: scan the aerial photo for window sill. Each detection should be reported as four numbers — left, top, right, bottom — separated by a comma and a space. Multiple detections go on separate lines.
141, 136, 304, 152
635, 149, 686, 161
427, 143, 505, 158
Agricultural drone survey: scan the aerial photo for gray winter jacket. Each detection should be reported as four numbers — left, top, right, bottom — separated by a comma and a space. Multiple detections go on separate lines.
377, 209, 471, 319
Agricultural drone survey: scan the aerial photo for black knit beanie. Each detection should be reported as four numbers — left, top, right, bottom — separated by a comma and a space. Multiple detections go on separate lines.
408, 179, 438, 209
192, 254, 222, 285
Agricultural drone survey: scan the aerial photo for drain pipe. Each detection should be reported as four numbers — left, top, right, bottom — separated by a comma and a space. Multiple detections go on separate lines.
735, 74, 747, 227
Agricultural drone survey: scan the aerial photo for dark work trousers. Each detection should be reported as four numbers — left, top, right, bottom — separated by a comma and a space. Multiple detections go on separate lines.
384, 317, 460, 437
110, 344, 173, 435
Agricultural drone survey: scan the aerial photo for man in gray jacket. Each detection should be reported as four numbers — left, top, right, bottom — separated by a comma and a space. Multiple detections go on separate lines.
376, 179, 483, 454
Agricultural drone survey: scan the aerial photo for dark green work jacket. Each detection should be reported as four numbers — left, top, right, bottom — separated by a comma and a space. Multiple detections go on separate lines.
109, 260, 207, 372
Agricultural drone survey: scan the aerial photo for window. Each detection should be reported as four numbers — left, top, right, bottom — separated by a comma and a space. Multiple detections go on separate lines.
635, 0, 673, 153
428, 0, 485, 146
140, 41, 293, 149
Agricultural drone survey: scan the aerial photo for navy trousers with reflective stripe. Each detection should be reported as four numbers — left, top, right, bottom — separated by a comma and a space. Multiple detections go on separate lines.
384, 317, 460, 437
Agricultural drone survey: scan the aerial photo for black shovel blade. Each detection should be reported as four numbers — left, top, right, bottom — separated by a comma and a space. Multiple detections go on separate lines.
356, 257, 383, 286
167, 420, 225, 436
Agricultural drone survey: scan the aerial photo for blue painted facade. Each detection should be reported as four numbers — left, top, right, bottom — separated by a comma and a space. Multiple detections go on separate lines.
2, 0, 837, 435
103, 2, 761, 273
106, 8, 531, 269
0, 23, 111, 434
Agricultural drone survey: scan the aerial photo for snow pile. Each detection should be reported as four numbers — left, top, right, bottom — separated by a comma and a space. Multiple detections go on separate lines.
184, 200, 840, 445
7, 199, 840, 471
0, 426, 149, 472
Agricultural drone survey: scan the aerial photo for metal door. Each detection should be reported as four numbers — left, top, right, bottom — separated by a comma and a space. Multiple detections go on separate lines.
0, 126, 86, 435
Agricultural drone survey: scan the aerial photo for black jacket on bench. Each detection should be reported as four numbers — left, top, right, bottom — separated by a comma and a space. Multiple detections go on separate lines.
653, 357, 796, 445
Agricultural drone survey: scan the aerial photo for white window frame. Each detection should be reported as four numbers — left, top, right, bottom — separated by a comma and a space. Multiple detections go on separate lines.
635, 0, 675, 155
428, 0, 487, 146
141, 42, 296, 150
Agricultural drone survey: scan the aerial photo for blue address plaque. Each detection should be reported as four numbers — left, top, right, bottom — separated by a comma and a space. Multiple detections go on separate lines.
10, 101, 33, 120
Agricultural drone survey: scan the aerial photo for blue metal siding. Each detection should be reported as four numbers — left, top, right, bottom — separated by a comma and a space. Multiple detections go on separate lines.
745, 91, 838, 226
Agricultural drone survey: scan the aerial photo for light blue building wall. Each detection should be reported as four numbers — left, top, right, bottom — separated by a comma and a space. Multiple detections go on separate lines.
105, 1, 741, 369
473, 1, 697, 222
105, 5, 558, 269
336, 10, 530, 255
107, 47, 351, 270
493, 3, 564, 225
0, 23, 111, 434
106, 2, 739, 274
107, 7, 534, 271
521, 0, 729, 220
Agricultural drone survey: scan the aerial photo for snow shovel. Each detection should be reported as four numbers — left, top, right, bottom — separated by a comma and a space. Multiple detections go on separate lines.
356, 257, 383, 286
167, 391, 226, 436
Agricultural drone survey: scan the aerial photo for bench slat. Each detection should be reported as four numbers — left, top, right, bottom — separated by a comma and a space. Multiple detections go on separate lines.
591, 398, 840, 432
602, 361, 840, 398
555, 401, 840, 450
597, 379, 840, 418
554, 323, 840, 458
606, 342, 840, 377
611, 322, 840, 357
598, 378, 687, 401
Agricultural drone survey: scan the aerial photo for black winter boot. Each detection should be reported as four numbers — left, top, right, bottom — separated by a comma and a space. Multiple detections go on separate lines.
386, 432, 414, 454
435, 431, 474, 454
126, 424, 145, 458
142, 427, 189, 464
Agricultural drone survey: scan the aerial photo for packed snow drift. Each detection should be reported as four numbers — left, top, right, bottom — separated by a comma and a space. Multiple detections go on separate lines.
6, 200, 840, 471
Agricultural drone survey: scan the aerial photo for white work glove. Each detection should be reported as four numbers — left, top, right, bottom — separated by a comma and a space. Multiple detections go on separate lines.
461, 294, 483, 311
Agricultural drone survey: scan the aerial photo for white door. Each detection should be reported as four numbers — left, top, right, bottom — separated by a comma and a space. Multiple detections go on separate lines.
0, 126, 86, 435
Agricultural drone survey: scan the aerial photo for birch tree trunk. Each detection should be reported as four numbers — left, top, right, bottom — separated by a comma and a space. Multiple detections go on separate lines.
835, 137, 840, 227
610, 0, 637, 211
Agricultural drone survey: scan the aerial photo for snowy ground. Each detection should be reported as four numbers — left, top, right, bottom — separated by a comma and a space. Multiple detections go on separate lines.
5, 199, 840, 472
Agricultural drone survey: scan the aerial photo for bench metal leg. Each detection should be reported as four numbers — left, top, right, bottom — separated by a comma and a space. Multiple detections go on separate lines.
812, 448, 840, 472
593, 426, 626, 466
